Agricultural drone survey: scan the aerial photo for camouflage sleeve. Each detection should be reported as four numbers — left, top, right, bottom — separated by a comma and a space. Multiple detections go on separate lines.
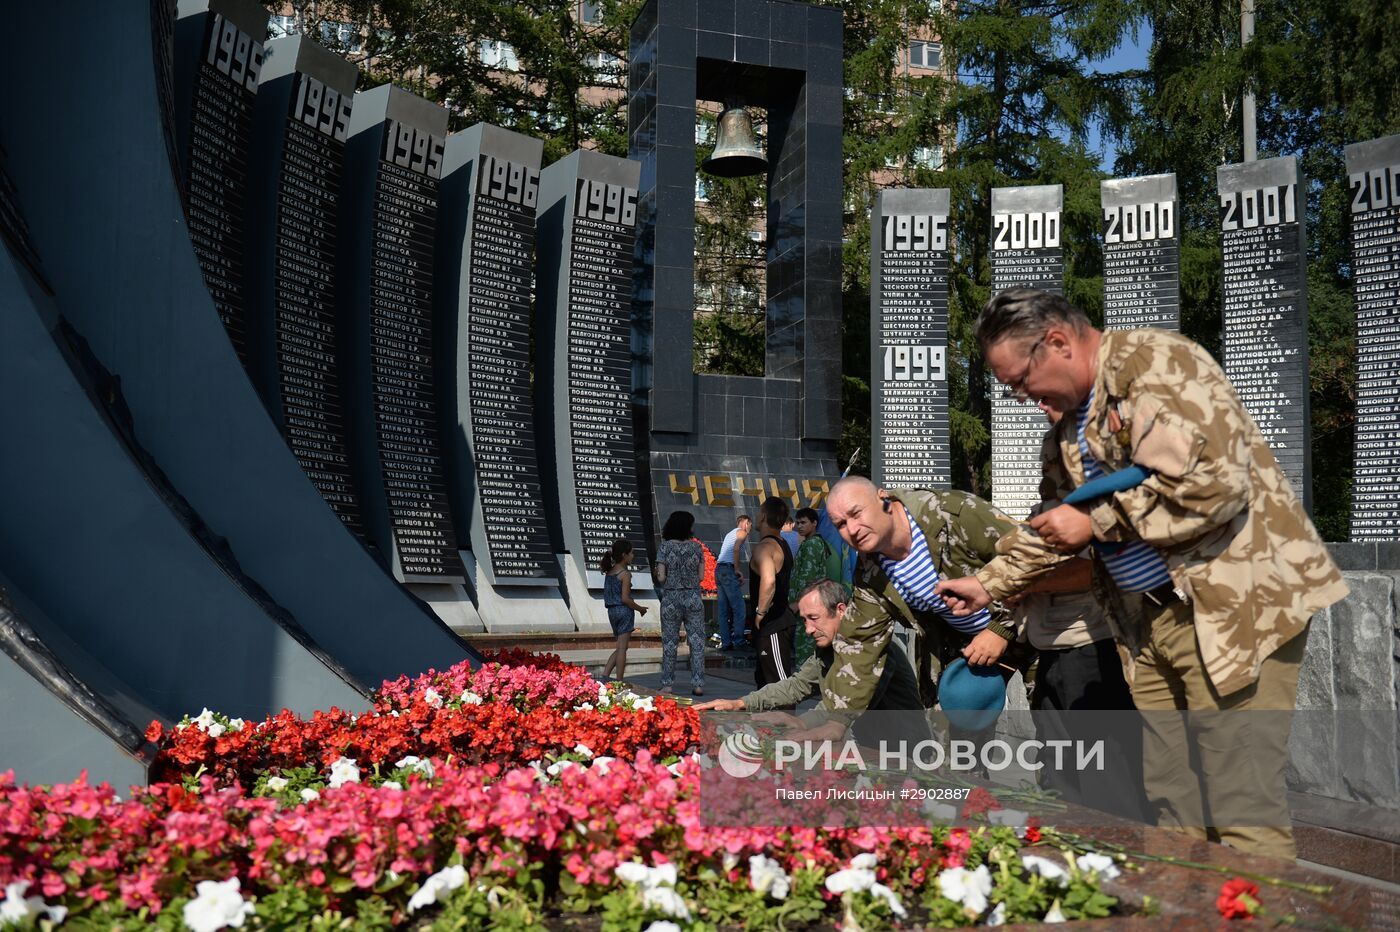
952, 492, 1020, 564
742, 655, 821, 710
815, 580, 893, 718
1093, 342, 1251, 548
975, 432, 1076, 602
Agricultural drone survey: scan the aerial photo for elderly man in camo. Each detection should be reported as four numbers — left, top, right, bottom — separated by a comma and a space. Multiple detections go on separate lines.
937, 287, 1348, 861
816, 476, 1024, 720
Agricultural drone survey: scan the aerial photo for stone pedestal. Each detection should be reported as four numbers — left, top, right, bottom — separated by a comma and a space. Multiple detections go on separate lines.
460, 551, 574, 633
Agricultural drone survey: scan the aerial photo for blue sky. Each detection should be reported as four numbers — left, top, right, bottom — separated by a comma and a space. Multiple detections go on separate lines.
1085, 25, 1153, 172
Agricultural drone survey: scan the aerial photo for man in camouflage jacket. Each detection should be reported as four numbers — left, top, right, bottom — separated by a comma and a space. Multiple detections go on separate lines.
937, 288, 1348, 860
817, 477, 1024, 715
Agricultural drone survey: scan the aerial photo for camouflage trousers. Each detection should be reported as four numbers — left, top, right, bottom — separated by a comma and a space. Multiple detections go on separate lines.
659, 589, 705, 690
1133, 599, 1306, 860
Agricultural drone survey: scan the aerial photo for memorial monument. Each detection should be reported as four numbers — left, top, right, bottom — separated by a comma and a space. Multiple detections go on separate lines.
988, 184, 1064, 521
1101, 173, 1181, 331
1217, 156, 1311, 510
0, 1, 477, 788
1344, 134, 1400, 541
870, 188, 952, 489
248, 35, 365, 537
174, 0, 266, 365
536, 149, 655, 630
628, 0, 844, 550
436, 123, 571, 631
340, 85, 467, 585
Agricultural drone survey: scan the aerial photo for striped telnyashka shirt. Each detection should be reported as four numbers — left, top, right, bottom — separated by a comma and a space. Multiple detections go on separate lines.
877, 519, 991, 634
1076, 391, 1172, 593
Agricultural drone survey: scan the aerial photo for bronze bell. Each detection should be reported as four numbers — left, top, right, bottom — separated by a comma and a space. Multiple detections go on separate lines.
702, 105, 767, 177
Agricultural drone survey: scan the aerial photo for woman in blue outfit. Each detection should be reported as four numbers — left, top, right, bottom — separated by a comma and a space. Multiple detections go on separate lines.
654, 512, 707, 696
601, 539, 647, 682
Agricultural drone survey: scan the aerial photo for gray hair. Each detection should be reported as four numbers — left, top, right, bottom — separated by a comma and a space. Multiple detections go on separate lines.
975, 288, 1090, 352
798, 578, 848, 615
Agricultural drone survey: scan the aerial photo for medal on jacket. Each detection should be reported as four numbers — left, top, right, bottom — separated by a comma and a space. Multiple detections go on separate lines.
1107, 406, 1131, 450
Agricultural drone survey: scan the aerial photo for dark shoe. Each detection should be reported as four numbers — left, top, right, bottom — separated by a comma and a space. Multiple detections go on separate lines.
692, 687, 704, 697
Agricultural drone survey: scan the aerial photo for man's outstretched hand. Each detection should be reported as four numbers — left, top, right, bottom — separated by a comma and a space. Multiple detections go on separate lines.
936, 576, 992, 616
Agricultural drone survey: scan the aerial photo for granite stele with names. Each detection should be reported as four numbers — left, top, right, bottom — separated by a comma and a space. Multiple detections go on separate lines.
438, 124, 555, 584
870, 188, 950, 489
1102, 173, 1181, 331
342, 85, 464, 582
174, 0, 266, 364
989, 184, 1064, 521
1218, 156, 1311, 509
536, 149, 651, 589
1345, 134, 1400, 540
248, 36, 364, 537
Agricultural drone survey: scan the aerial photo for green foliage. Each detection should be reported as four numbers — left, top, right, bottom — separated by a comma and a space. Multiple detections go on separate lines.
1115, 0, 1400, 536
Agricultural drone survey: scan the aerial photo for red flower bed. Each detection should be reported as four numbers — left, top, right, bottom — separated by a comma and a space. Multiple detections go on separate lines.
146, 659, 698, 788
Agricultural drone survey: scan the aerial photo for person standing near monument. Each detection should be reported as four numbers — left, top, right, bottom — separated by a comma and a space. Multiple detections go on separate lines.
714, 514, 752, 651
789, 506, 845, 667
936, 287, 1348, 860
599, 539, 648, 682
750, 497, 799, 688
654, 511, 707, 696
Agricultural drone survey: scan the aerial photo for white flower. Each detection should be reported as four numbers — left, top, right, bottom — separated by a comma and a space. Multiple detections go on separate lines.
1044, 899, 1067, 923
666, 761, 683, 776
573, 743, 594, 759
407, 864, 468, 913
937, 865, 992, 915
824, 865, 876, 895
644, 923, 682, 932
381, 781, 403, 791
423, 687, 443, 708
460, 690, 484, 705
849, 853, 878, 872
206, 722, 226, 739
574, 701, 594, 712
986, 901, 1007, 926
227, 718, 245, 732
1076, 852, 1122, 881
1021, 855, 1069, 886
191, 708, 217, 732
327, 757, 360, 789
1, 880, 67, 926
615, 862, 651, 886
988, 808, 1029, 827
395, 756, 435, 778
722, 851, 741, 873
547, 759, 580, 777
265, 776, 288, 792
869, 882, 907, 917
649, 863, 678, 888
182, 877, 255, 932
299, 788, 320, 803
634, 696, 655, 712
641, 886, 691, 920
748, 854, 790, 900
854, 774, 875, 792
591, 756, 616, 774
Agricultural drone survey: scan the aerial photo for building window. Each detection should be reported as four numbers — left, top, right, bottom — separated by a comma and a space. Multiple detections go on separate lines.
913, 145, 944, 171
319, 21, 363, 54
268, 14, 298, 38
581, 0, 604, 24
480, 39, 521, 71
908, 40, 941, 70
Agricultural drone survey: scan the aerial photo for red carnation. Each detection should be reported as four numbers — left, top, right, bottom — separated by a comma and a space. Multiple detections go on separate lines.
1217, 877, 1261, 920
144, 720, 163, 744
960, 786, 1002, 819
